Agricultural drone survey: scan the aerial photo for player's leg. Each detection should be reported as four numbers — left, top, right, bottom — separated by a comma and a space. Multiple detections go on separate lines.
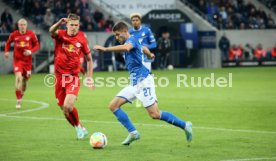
146, 102, 192, 142
63, 94, 77, 122
22, 78, 28, 93
21, 69, 31, 98
63, 93, 85, 139
57, 95, 78, 128
138, 75, 192, 142
159, 54, 164, 69
65, 75, 87, 139
55, 75, 86, 139
110, 86, 140, 145
109, 96, 136, 132
55, 75, 75, 126
15, 72, 23, 109
55, 81, 75, 126
21, 77, 29, 100
164, 53, 169, 69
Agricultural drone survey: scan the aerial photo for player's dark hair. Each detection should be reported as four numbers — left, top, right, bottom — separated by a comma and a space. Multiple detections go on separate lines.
67, 13, 80, 20
112, 21, 128, 32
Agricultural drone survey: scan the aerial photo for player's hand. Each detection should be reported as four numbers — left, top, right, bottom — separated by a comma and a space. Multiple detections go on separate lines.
59, 18, 67, 25
23, 50, 32, 56
4, 52, 9, 59
84, 77, 95, 90
147, 53, 155, 60
93, 45, 106, 52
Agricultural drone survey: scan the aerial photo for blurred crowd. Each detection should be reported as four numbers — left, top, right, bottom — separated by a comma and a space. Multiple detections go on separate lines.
186, 0, 276, 29
258, 0, 276, 13
219, 34, 276, 61
0, 0, 114, 33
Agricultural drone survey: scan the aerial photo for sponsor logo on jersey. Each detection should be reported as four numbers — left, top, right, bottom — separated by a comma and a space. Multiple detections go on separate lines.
62, 43, 79, 53
20, 41, 25, 47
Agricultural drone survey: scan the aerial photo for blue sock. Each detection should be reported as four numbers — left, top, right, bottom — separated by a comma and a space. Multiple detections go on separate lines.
113, 108, 136, 133
160, 111, 186, 129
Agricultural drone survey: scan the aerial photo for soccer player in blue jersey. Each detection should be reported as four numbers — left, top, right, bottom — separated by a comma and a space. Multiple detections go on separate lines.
93, 21, 192, 146
129, 12, 157, 107
129, 12, 156, 71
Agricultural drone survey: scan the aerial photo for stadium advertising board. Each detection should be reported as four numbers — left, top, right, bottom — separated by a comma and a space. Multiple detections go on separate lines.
198, 31, 217, 49
142, 9, 192, 37
94, 0, 176, 17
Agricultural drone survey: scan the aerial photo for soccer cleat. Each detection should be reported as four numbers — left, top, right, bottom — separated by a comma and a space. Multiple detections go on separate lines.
184, 121, 193, 142
82, 127, 89, 137
16, 100, 22, 109
121, 131, 140, 145
75, 126, 85, 140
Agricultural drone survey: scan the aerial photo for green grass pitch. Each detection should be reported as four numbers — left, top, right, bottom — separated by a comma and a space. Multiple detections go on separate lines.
0, 67, 276, 161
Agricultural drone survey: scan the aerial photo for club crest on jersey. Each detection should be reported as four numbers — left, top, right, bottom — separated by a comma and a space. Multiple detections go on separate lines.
62, 43, 79, 53
142, 32, 145, 36
76, 42, 81, 48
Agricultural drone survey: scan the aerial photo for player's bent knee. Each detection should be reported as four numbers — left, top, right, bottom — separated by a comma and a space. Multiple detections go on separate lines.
16, 75, 23, 82
108, 102, 117, 111
63, 103, 73, 112
149, 111, 160, 119
62, 108, 68, 115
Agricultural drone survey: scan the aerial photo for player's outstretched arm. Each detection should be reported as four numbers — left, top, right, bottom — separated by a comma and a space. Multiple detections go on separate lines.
84, 53, 95, 90
93, 44, 133, 53
49, 18, 67, 36
143, 46, 155, 59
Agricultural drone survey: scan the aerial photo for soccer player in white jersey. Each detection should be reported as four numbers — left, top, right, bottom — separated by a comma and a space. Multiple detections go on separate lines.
93, 21, 192, 146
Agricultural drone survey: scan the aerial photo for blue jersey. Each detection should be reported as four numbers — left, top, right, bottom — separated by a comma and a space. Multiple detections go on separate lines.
129, 25, 156, 63
124, 36, 150, 86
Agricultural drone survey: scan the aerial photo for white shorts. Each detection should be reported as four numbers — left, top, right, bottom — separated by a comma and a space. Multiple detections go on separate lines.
116, 75, 157, 108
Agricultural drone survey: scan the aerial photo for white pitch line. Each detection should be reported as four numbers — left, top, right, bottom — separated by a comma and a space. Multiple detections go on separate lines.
1, 115, 276, 135
0, 98, 49, 116
221, 156, 276, 161
194, 126, 276, 134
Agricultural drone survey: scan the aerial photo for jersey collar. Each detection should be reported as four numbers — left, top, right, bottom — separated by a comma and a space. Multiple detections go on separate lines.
134, 26, 142, 31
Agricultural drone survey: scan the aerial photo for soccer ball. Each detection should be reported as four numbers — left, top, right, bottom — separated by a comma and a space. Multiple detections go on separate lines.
167, 65, 174, 70
89, 132, 107, 149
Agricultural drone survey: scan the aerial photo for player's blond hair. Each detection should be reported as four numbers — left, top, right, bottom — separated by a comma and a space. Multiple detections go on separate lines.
18, 18, 27, 25
67, 13, 80, 21
130, 12, 142, 20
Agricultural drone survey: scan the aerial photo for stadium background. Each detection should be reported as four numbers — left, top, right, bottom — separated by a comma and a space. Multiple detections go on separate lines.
0, 0, 276, 161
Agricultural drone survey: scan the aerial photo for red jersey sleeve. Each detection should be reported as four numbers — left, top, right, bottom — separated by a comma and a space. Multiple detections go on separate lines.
51, 30, 64, 40
81, 33, 91, 55
30, 31, 40, 53
5, 32, 14, 52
